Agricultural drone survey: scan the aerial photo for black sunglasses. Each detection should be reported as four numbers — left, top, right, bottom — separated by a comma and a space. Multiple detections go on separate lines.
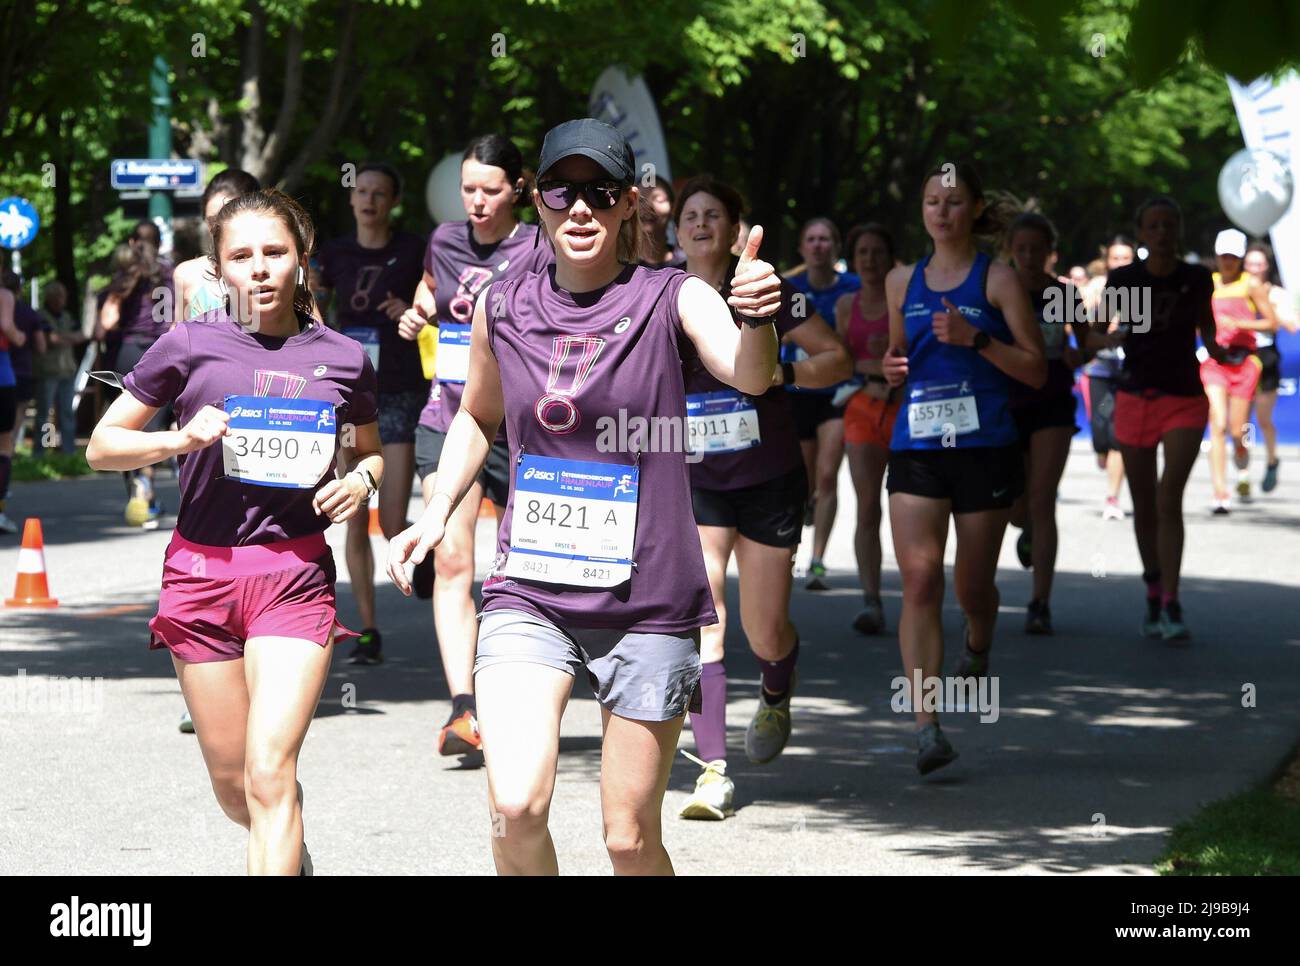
537, 179, 626, 211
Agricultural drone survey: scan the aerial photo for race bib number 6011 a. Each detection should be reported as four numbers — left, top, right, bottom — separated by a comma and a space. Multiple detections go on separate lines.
221, 395, 337, 488
502, 454, 639, 588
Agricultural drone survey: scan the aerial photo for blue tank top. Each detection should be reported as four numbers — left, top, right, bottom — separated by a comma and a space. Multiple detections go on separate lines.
0, 347, 14, 387
890, 251, 1017, 450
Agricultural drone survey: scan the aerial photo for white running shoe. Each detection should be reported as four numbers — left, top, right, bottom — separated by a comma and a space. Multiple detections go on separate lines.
0, 511, 17, 535
1102, 497, 1124, 521
677, 751, 735, 820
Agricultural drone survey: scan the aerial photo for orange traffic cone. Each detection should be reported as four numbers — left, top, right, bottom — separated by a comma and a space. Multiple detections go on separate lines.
6, 518, 59, 608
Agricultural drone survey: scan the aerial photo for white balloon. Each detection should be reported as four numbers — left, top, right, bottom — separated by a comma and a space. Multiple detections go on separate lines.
425, 152, 465, 225
1218, 148, 1294, 237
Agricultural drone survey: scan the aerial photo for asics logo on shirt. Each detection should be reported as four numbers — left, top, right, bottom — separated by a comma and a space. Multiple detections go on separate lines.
614, 316, 632, 334
534, 335, 606, 434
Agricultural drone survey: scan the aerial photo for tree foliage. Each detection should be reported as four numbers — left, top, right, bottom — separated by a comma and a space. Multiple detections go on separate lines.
1, 0, 1285, 299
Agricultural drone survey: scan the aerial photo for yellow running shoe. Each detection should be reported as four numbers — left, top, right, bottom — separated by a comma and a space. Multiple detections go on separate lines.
677, 751, 734, 820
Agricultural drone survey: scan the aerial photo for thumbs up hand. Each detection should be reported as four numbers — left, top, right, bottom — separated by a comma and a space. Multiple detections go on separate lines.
932, 297, 976, 347
727, 225, 782, 319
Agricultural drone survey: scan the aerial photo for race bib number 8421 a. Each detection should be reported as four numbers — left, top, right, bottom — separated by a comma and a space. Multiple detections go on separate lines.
502, 454, 638, 588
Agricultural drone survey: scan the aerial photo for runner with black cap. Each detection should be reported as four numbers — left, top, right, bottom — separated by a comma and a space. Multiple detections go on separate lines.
387, 118, 782, 873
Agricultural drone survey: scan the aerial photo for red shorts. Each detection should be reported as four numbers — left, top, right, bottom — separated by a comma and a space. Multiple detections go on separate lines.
844, 389, 901, 448
1113, 390, 1209, 449
1200, 355, 1262, 400
149, 532, 357, 663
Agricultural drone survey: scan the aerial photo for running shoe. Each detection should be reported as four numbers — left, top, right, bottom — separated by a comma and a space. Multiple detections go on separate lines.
1160, 601, 1190, 643
0, 512, 16, 535
1237, 475, 1252, 502
347, 628, 383, 665
1102, 496, 1124, 521
745, 672, 796, 764
1234, 442, 1250, 471
1262, 460, 1279, 493
142, 497, 163, 531
852, 598, 886, 635
412, 551, 434, 600
955, 642, 990, 680
1015, 525, 1032, 569
1141, 598, 1162, 638
677, 751, 735, 820
179, 710, 195, 734
805, 560, 829, 591
916, 722, 958, 775
437, 708, 482, 756
1024, 599, 1053, 635
1211, 498, 1231, 516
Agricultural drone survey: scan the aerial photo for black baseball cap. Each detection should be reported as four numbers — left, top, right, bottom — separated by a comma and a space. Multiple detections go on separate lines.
537, 118, 635, 184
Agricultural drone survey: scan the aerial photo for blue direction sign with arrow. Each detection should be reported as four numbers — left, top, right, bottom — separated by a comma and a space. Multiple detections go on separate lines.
111, 158, 202, 191
0, 197, 39, 249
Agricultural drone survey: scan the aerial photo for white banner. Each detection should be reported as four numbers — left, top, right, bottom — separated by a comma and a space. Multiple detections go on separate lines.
588, 67, 672, 185
1227, 73, 1300, 289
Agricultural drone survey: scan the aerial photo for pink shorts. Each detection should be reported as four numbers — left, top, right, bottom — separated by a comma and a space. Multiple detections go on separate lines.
1200, 355, 1262, 400
149, 532, 357, 663
1113, 390, 1209, 449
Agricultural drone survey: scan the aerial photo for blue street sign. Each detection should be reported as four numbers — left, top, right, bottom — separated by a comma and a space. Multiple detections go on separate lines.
0, 196, 39, 249
110, 158, 202, 191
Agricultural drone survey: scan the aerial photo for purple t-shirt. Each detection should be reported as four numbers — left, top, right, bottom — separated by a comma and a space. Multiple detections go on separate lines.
685, 273, 803, 491
119, 267, 175, 345
418, 220, 552, 432
317, 231, 427, 393
481, 264, 717, 634
122, 309, 378, 547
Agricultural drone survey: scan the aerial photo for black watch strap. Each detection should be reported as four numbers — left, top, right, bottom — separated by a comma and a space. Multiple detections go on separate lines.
972, 330, 991, 351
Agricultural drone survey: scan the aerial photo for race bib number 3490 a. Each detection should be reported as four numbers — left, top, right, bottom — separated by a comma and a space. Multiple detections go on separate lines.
221, 395, 337, 488
502, 454, 639, 588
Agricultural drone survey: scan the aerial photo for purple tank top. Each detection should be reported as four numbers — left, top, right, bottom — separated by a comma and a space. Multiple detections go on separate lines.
685, 273, 804, 491
119, 266, 175, 344
481, 264, 717, 633
418, 220, 553, 432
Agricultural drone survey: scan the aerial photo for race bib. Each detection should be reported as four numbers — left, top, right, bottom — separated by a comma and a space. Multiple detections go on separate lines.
503, 454, 638, 588
907, 381, 980, 440
435, 322, 471, 384
342, 327, 380, 370
686, 391, 761, 455
221, 395, 337, 489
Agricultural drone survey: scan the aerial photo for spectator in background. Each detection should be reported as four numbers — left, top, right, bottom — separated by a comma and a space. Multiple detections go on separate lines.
0, 279, 29, 535
2, 271, 48, 450
34, 280, 85, 457
1068, 264, 1089, 290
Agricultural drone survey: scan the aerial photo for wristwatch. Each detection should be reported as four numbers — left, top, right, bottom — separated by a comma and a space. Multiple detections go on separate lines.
352, 468, 379, 502
972, 330, 991, 352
